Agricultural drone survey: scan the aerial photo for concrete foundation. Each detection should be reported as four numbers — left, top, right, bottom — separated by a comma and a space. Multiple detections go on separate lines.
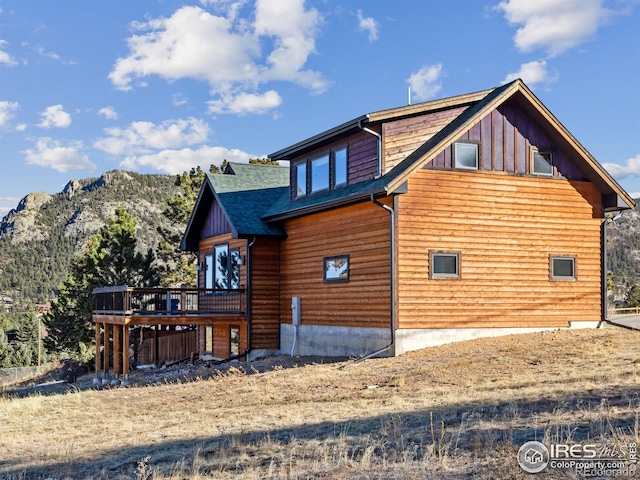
280, 324, 391, 357
395, 320, 603, 355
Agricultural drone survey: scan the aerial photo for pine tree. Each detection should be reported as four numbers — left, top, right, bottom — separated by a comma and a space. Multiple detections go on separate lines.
44, 207, 159, 360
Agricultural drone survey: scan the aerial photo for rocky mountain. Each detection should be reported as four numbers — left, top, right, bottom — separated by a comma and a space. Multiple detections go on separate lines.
0, 170, 181, 304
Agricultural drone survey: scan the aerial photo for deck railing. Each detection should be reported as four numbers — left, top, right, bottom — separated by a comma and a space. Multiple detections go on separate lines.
93, 286, 246, 316
609, 306, 640, 317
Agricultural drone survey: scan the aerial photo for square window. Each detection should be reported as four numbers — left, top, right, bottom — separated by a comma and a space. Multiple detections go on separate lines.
430, 251, 460, 279
551, 256, 576, 281
323, 255, 350, 283
311, 154, 330, 192
532, 149, 553, 176
334, 147, 347, 187
454, 142, 479, 169
295, 162, 307, 198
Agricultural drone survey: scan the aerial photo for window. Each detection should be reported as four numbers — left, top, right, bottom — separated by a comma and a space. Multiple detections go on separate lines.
323, 255, 350, 283
229, 326, 240, 356
311, 154, 330, 192
210, 244, 241, 290
532, 149, 554, 175
334, 147, 347, 187
454, 142, 479, 170
214, 244, 229, 289
551, 256, 576, 281
295, 162, 307, 198
430, 251, 460, 279
204, 253, 214, 289
204, 325, 213, 355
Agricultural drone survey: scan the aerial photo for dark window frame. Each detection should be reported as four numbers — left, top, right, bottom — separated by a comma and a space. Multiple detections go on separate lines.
550, 255, 577, 281
429, 250, 461, 280
323, 254, 350, 283
531, 147, 554, 176
453, 141, 480, 170
294, 145, 349, 199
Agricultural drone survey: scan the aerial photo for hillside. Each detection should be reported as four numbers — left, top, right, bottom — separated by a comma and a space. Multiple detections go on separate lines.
0, 170, 181, 304
1, 328, 638, 479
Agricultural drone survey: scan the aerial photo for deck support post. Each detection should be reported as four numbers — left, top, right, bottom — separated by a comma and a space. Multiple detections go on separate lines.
102, 323, 110, 384
113, 324, 121, 384
94, 323, 102, 384
122, 324, 130, 385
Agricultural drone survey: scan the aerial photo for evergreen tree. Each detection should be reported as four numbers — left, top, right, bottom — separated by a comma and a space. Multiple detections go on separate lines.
249, 157, 279, 165
44, 207, 158, 360
625, 284, 640, 308
156, 166, 208, 286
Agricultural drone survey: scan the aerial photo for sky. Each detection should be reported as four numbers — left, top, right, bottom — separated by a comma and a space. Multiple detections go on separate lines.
0, 0, 639, 218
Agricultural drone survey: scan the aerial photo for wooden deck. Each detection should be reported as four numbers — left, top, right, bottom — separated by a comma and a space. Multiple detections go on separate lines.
92, 286, 247, 382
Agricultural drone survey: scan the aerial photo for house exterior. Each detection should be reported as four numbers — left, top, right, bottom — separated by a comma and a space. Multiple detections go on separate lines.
93, 79, 634, 374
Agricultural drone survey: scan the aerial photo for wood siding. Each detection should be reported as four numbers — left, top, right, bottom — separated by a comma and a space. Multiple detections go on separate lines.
201, 197, 231, 237
396, 169, 603, 329
383, 106, 468, 173
426, 100, 587, 180
289, 131, 379, 200
250, 238, 281, 350
280, 201, 391, 329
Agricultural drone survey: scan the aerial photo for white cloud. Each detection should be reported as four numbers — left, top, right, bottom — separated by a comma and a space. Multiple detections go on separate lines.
98, 106, 118, 120
0, 39, 17, 66
23, 137, 96, 172
208, 90, 282, 115
38, 105, 72, 128
119, 145, 255, 174
407, 63, 443, 101
109, 1, 326, 115
496, 0, 613, 56
94, 117, 210, 156
501, 59, 557, 85
357, 10, 379, 42
0, 101, 19, 127
603, 154, 640, 180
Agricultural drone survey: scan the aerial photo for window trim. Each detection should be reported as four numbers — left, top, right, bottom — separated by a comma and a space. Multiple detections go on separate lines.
531, 148, 554, 176
453, 141, 479, 170
550, 255, 577, 281
323, 254, 350, 283
429, 250, 461, 280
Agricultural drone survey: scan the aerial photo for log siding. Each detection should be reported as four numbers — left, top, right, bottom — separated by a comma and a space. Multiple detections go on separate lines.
396, 169, 603, 329
280, 200, 391, 329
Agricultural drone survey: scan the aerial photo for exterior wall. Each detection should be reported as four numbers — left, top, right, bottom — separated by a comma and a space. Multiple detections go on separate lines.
279, 200, 391, 330
383, 106, 468, 172
281, 324, 390, 357
396, 168, 603, 330
288, 131, 378, 200
426, 100, 585, 180
250, 238, 281, 350
201, 197, 232, 237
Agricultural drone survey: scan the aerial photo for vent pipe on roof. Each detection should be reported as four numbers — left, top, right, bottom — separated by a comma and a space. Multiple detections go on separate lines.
358, 119, 382, 178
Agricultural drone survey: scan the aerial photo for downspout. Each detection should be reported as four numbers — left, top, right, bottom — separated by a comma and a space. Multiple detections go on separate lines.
358, 119, 382, 178
600, 217, 607, 327
355, 193, 396, 362
244, 236, 257, 359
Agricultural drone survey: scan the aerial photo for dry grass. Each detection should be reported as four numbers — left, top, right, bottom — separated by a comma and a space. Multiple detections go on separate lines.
1, 327, 640, 479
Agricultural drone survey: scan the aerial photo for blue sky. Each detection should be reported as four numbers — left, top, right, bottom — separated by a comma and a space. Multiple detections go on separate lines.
1, 0, 639, 218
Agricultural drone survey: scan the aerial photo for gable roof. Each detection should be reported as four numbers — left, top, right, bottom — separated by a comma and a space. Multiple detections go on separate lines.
265, 79, 633, 221
181, 163, 289, 250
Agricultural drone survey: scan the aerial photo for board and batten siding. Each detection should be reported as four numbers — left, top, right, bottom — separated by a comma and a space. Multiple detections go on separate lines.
396, 169, 603, 329
280, 200, 391, 329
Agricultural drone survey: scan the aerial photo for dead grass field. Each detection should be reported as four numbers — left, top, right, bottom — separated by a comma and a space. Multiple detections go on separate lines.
1, 327, 640, 479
